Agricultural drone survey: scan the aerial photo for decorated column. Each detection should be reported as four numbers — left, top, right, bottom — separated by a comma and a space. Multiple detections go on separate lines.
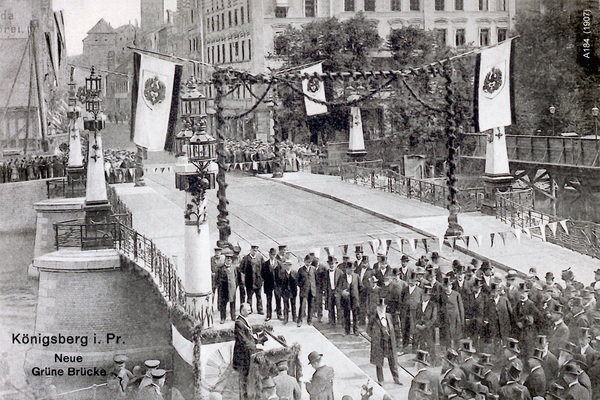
66, 67, 86, 197
474, 39, 516, 214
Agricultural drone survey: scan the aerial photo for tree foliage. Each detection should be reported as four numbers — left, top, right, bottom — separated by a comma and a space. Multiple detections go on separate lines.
511, 0, 600, 135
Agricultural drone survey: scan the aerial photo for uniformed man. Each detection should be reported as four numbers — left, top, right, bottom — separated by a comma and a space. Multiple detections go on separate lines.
273, 359, 301, 400
108, 354, 133, 396
139, 359, 161, 390
262, 377, 279, 400
137, 369, 167, 399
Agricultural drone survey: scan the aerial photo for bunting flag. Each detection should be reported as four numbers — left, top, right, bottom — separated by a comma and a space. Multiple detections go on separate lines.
549, 222, 558, 237
409, 238, 416, 253
369, 239, 379, 254
396, 238, 404, 254
131, 53, 182, 151
324, 246, 334, 257
513, 229, 521, 244
342, 244, 349, 256
385, 239, 393, 255
473, 235, 483, 248
438, 236, 445, 252
490, 233, 495, 248
422, 239, 428, 253
301, 62, 328, 116
474, 39, 515, 132
451, 238, 457, 250
559, 220, 569, 235
499, 231, 507, 246
524, 227, 532, 239
540, 224, 547, 242
464, 236, 470, 249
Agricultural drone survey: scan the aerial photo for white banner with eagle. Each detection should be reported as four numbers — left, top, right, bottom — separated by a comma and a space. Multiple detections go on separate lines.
301, 62, 328, 116
132, 54, 179, 151
474, 39, 514, 132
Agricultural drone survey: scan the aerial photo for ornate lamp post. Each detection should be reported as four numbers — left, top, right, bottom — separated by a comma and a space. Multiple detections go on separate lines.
549, 105, 556, 135
83, 67, 110, 226
175, 78, 216, 329
65, 66, 85, 197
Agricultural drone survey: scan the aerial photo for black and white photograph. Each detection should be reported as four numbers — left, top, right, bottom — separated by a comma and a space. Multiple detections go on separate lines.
1, 0, 600, 399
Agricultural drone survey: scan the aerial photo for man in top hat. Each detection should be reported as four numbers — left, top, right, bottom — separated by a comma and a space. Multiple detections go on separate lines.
535, 336, 559, 387
479, 353, 501, 395
242, 245, 265, 314
546, 272, 561, 290
354, 246, 371, 326
273, 359, 301, 400
233, 303, 266, 398
216, 248, 238, 323
459, 338, 478, 378
441, 349, 465, 380
297, 254, 318, 327
323, 256, 342, 326
262, 248, 279, 322
137, 369, 167, 400
211, 247, 225, 293
484, 283, 513, 352
439, 275, 465, 350
368, 298, 402, 386
562, 363, 591, 400
549, 306, 570, 357
414, 285, 438, 356
464, 278, 486, 348
280, 261, 297, 325
400, 271, 423, 352
373, 253, 393, 287
498, 361, 530, 400
274, 245, 289, 320
336, 262, 360, 335
524, 356, 547, 398
441, 374, 465, 400
514, 288, 540, 359
305, 352, 334, 400
480, 262, 494, 295
408, 350, 439, 400
139, 359, 161, 390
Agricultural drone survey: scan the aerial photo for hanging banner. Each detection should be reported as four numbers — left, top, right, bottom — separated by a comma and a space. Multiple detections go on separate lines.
172, 325, 194, 366
474, 39, 515, 132
300, 62, 328, 116
131, 53, 182, 151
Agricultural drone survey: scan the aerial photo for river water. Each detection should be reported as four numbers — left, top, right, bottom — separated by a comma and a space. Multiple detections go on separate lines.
0, 231, 38, 398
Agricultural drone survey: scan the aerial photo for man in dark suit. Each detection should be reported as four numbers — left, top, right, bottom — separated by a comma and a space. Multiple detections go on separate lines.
280, 261, 297, 324
367, 298, 402, 385
274, 245, 288, 320
305, 352, 334, 400
514, 289, 540, 359
242, 245, 265, 314
233, 303, 266, 399
484, 284, 513, 349
463, 278, 486, 349
297, 255, 317, 327
400, 272, 422, 352
215, 248, 238, 323
315, 256, 328, 323
373, 253, 393, 287
261, 248, 278, 321
354, 248, 371, 326
562, 363, 591, 400
413, 285, 438, 356
336, 262, 360, 335
323, 256, 343, 326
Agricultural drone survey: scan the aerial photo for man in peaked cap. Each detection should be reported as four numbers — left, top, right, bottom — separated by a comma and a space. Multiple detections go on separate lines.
108, 354, 133, 395
216, 248, 238, 323
273, 359, 301, 400
211, 247, 225, 293
408, 350, 439, 400
139, 359, 161, 390
138, 369, 167, 399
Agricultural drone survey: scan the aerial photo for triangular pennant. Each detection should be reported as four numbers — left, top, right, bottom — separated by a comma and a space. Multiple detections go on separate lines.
451, 238, 457, 250
160, 167, 165, 173
396, 238, 404, 254
464, 236, 470, 249
438, 236, 445, 252
498, 231, 507, 246
409, 238, 416, 252
524, 227, 532, 239
512, 229, 521, 244
369, 240, 378, 254
311, 247, 321, 260
342, 244, 349, 255
473, 235, 482, 247
559, 220, 569, 235
540, 224, 547, 242
490, 233, 495, 247
422, 238, 428, 253
549, 222, 558, 237
385, 239, 393, 255
324, 246, 333, 257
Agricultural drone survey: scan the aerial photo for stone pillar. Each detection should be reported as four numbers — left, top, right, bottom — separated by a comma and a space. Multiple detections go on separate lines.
481, 126, 514, 214
347, 107, 367, 159
66, 110, 86, 197
85, 131, 111, 224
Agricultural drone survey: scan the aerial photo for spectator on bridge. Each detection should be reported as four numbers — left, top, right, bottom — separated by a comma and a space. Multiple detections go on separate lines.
368, 297, 402, 386
216, 248, 238, 323
280, 261, 297, 325
242, 245, 265, 315
262, 248, 278, 322
297, 255, 317, 327
305, 352, 334, 400
337, 262, 360, 336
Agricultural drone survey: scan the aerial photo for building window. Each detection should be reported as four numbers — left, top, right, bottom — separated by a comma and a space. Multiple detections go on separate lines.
222, 13, 225, 29
212, 17, 215, 31
436, 28, 447, 45
216, 16, 220, 30
235, 41, 239, 57
305, 0, 316, 17
241, 7, 244, 23
235, 9, 238, 25
191, 9, 194, 23
212, 46, 215, 63
497, 0, 506, 10
455, 0, 463, 9
480, 28, 490, 46
248, 39, 251, 59
208, 17, 211, 31
222, 44, 226, 63
229, 11, 232, 27
247, 1, 250, 22
345, 0, 355, 11
275, 6, 287, 17
455, 28, 465, 46
479, 0, 488, 10
230, 43, 233, 62
391, 0, 401, 11
498, 28, 507, 42
217, 45, 221, 63
364, 0, 375, 11
435, 0, 444, 10
242, 40, 245, 59
410, 0, 420, 11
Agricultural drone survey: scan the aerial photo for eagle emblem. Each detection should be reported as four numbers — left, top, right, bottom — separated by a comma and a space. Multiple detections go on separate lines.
307, 77, 320, 94
143, 76, 166, 106
482, 67, 503, 97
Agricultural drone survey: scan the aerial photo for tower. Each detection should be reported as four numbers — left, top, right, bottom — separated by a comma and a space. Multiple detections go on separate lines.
141, 0, 165, 32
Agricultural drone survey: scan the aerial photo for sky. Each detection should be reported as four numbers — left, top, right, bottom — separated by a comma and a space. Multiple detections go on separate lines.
53, 0, 177, 56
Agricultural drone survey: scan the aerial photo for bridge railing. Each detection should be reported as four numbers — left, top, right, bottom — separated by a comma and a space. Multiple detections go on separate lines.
340, 164, 485, 212
46, 176, 86, 199
54, 219, 118, 250
462, 133, 600, 167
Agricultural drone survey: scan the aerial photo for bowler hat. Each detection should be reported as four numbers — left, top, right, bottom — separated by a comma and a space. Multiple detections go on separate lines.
562, 363, 582, 376
308, 351, 322, 364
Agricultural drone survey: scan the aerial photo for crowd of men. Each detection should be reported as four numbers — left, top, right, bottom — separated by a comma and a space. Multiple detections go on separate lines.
223, 139, 321, 173
0, 155, 68, 183
214, 243, 600, 400
104, 149, 137, 184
